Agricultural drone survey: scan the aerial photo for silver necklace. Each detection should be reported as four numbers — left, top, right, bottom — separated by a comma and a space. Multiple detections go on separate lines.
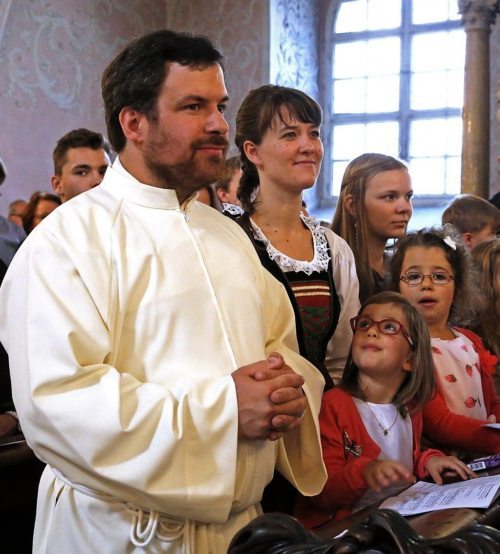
364, 403, 399, 436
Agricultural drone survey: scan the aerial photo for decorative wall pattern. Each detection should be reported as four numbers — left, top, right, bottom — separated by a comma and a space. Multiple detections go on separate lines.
0, 1, 165, 212
166, 0, 268, 156
271, 0, 320, 101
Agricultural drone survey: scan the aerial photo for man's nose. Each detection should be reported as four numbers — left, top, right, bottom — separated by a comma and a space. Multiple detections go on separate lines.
205, 109, 229, 135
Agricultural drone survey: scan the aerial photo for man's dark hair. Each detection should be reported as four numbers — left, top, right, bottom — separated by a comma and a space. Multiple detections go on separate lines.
101, 29, 224, 153
53, 128, 110, 175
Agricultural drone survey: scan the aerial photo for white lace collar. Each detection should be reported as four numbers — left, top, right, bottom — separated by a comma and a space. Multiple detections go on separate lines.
250, 213, 330, 275
222, 203, 244, 216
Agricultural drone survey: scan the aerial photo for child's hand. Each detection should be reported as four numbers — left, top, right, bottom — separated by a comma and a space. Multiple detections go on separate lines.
363, 460, 414, 492
487, 414, 496, 423
426, 455, 476, 485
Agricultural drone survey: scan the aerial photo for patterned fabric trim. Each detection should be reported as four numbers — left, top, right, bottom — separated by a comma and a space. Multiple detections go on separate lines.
249, 213, 331, 275
222, 203, 244, 216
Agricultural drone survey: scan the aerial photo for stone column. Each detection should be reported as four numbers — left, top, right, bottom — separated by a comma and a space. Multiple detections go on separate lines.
458, 0, 499, 197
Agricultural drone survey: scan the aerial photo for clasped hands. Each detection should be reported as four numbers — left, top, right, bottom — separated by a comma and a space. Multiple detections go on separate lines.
232, 352, 307, 441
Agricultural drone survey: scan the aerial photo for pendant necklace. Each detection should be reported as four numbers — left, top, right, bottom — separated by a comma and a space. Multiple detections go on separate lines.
364, 402, 399, 436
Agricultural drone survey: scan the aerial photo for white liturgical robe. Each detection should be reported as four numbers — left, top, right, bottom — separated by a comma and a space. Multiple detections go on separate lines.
0, 162, 326, 553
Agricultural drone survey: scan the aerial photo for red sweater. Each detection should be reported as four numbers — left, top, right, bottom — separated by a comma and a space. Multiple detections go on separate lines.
294, 388, 442, 528
422, 327, 500, 454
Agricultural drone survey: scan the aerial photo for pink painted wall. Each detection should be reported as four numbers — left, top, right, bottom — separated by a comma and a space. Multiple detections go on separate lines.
0, 1, 166, 214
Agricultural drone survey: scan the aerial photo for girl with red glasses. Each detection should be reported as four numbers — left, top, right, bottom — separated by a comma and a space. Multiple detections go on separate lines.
295, 291, 473, 527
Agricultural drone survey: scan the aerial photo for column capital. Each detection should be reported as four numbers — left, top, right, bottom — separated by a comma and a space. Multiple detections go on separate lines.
458, 0, 500, 30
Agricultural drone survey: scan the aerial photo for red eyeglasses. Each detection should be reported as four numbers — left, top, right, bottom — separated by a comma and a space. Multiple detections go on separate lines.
350, 315, 414, 348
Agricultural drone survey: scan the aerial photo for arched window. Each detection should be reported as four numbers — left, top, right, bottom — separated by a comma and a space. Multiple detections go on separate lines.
326, 0, 464, 200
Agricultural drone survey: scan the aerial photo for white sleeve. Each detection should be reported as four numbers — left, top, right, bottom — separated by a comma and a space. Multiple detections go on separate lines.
0, 232, 242, 522
324, 229, 361, 384
260, 270, 327, 496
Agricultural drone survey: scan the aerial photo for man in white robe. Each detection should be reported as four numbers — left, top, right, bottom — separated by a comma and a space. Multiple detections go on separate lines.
0, 30, 326, 553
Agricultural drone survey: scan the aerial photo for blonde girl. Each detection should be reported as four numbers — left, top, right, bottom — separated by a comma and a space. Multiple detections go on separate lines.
331, 153, 412, 302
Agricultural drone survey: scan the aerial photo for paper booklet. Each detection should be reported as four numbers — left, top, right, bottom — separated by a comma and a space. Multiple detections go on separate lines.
379, 475, 500, 516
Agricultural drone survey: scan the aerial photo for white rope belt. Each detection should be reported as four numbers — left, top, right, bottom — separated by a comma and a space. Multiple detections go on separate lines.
51, 468, 194, 552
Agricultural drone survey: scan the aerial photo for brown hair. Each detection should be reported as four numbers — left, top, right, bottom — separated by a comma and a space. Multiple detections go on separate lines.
470, 238, 500, 357
341, 291, 435, 413
331, 153, 408, 302
102, 30, 223, 153
389, 225, 482, 327
53, 128, 110, 175
442, 194, 500, 235
22, 191, 62, 234
214, 156, 241, 193
235, 85, 322, 213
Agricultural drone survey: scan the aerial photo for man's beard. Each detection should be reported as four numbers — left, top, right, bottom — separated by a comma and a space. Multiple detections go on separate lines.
143, 133, 228, 202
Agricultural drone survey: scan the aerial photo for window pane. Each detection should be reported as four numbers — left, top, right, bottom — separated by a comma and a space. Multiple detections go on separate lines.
412, 0, 460, 24
409, 157, 446, 194
335, 38, 400, 80
336, 0, 401, 33
332, 121, 399, 160
334, 75, 400, 113
367, 0, 401, 30
335, 0, 367, 33
366, 37, 400, 76
412, 31, 465, 72
365, 122, 399, 153
445, 157, 461, 195
411, 73, 447, 109
331, 160, 350, 196
411, 70, 463, 109
367, 75, 400, 112
410, 118, 462, 157
332, 124, 365, 159
330, 1, 464, 199
334, 78, 366, 113
409, 155, 460, 196
334, 42, 368, 79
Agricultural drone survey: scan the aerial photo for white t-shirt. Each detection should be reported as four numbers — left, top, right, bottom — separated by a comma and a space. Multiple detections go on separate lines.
352, 398, 413, 512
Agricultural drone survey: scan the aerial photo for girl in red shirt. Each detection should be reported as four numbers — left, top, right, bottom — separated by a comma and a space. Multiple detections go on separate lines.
295, 291, 473, 528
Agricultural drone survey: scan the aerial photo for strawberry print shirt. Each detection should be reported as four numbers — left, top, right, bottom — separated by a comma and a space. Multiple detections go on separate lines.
432, 330, 487, 420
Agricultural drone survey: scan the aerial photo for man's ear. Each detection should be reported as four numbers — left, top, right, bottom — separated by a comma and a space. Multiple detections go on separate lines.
344, 194, 356, 217
51, 175, 61, 195
243, 141, 260, 166
119, 107, 146, 144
